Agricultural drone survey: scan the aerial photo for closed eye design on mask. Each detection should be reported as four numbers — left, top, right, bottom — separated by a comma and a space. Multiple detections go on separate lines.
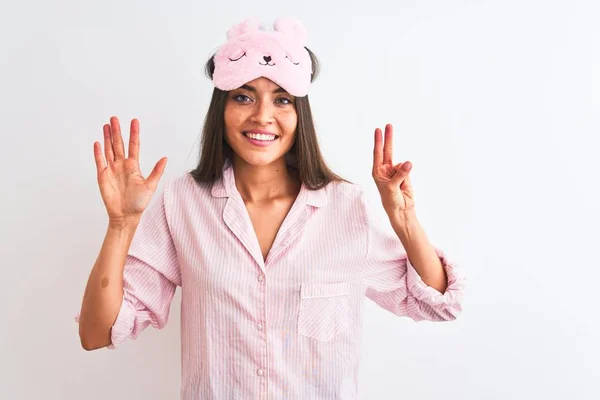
229, 52, 247, 61
228, 52, 300, 67
286, 55, 299, 65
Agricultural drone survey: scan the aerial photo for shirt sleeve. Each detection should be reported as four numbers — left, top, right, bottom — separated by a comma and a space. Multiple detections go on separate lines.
75, 183, 182, 349
359, 191, 466, 322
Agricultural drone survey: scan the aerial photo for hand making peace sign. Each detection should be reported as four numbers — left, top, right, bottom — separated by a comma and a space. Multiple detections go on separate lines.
372, 124, 416, 219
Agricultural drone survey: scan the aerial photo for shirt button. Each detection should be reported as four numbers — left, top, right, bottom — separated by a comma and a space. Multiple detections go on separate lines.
257, 274, 264, 282
257, 323, 264, 331
257, 368, 264, 376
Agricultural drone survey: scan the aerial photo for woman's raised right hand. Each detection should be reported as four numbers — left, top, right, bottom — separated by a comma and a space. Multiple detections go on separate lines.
93, 116, 168, 225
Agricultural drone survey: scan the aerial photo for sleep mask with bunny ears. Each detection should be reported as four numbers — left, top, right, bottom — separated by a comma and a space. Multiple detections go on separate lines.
212, 17, 313, 97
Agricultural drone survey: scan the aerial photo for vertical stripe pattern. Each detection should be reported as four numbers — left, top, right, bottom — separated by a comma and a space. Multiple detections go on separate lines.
75, 158, 466, 399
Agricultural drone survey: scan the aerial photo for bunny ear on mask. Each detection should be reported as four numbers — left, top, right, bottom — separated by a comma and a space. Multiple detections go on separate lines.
212, 16, 313, 97
273, 17, 308, 46
225, 17, 261, 39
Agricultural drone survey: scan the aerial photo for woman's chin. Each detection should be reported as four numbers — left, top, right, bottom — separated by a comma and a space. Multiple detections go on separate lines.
235, 152, 285, 167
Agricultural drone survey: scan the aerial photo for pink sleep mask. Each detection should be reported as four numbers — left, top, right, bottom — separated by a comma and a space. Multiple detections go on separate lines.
212, 17, 313, 97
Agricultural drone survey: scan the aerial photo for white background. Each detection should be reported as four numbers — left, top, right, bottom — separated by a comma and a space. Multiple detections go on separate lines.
1, 0, 599, 399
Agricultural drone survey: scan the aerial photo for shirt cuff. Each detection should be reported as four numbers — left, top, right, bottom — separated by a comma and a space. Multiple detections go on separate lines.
405, 246, 466, 310
107, 297, 136, 349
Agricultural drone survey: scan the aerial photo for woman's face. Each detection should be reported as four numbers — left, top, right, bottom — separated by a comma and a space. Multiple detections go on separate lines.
224, 77, 298, 167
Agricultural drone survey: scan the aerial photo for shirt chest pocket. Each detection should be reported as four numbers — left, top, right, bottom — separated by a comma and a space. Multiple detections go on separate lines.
297, 281, 353, 342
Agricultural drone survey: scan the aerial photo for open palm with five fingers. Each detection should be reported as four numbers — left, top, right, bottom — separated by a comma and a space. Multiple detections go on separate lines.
372, 123, 416, 219
93, 116, 168, 225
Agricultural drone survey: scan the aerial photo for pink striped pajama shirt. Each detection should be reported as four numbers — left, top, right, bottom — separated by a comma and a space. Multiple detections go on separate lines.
75, 158, 466, 399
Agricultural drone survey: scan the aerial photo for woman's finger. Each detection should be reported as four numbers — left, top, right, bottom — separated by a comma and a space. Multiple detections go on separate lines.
383, 123, 393, 165
103, 124, 114, 163
128, 118, 140, 161
373, 128, 383, 168
110, 116, 126, 160
93, 141, 106, 174
146, 157, 168, 190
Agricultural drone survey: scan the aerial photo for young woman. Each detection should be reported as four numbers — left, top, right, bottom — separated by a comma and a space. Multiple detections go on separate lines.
76, 17, 466, 399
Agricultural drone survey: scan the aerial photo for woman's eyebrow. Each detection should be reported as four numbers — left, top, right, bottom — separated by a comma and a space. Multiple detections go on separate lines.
240, 84, 288, 94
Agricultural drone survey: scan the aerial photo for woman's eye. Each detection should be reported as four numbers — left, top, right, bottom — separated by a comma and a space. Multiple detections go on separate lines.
233, 94, 251, 102
233, 95, 292, 105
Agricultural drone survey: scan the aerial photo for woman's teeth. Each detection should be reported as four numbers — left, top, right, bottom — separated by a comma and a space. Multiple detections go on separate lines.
244, 132, 277, 141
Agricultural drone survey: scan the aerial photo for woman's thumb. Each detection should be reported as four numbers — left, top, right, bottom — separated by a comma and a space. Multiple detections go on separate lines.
146, 157, 168, 189
391, 161, 411, 185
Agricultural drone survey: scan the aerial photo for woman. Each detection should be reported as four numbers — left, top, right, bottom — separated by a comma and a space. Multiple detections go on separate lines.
76, 16, 466, 399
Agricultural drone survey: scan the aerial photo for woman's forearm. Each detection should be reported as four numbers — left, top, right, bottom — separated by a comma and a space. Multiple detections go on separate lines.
78, 219, 139, 350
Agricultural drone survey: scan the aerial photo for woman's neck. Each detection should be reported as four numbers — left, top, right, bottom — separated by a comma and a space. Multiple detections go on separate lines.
232, 156, 301, 204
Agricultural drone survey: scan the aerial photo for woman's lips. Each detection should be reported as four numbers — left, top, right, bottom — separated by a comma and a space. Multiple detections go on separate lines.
243, 132, 279, 147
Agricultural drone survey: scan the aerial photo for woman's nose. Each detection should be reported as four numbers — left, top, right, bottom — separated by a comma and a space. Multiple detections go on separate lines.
251, 101, 274, 124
